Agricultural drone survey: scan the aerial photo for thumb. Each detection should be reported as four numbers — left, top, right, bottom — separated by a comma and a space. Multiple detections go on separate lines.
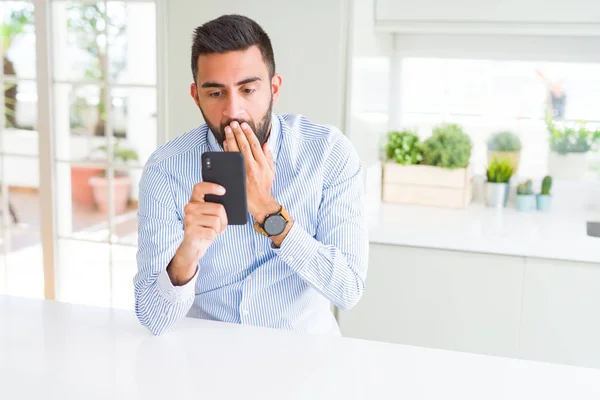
263, 142, 274, 171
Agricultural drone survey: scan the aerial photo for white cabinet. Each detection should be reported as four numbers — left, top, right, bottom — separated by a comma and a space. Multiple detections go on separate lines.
520, 258, 600, 369
374, 0, 600, 35
339, 244, 525, 358
338, 243, 600, 369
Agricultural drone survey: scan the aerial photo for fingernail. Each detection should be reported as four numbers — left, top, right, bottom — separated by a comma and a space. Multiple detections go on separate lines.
225, 126, 232, 134
231, 121, 239, 129
218, 186, 226, 195
241, 122, 249, 130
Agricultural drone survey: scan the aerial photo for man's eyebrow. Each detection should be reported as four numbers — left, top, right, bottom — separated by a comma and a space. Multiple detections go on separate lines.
200, 76, 262, 89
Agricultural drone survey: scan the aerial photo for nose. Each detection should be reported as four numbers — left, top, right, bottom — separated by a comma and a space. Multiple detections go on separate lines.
222, 91, 244, 121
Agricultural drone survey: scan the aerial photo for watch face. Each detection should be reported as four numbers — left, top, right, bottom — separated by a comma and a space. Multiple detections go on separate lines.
264, 214, 286, 236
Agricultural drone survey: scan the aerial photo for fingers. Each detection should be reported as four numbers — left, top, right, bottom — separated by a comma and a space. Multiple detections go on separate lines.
228, 121, 254, 162
184, 214, 224, 234
184, 201, 228, 231
240, 122, 267, 164
224, 125, 240, 153
191, 182, 226, 202
225, 121, 268, 168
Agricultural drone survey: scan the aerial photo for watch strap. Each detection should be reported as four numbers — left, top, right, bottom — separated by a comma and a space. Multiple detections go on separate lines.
253, 205, 290, 237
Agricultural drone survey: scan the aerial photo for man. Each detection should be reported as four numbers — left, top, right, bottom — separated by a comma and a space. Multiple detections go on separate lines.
134, 14, 368, 336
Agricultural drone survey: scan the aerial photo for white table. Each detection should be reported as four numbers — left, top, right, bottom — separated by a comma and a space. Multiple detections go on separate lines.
1, 295, 600, 399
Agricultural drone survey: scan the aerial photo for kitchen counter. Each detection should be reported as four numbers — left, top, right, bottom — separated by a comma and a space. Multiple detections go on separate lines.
367, 202, 600, 263
2, 295, 600, 399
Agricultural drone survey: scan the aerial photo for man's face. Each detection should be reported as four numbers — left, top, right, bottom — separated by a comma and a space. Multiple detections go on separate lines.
191, 45, 282, 148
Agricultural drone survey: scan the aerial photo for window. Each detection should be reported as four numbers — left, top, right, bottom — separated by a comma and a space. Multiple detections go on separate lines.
0, 0, 161, 310
398, 57, 600, 179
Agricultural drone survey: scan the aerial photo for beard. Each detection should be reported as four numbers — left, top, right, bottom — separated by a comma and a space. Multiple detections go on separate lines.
199, 97, 273, 150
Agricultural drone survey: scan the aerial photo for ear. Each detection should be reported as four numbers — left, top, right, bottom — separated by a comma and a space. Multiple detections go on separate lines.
190, 82, 200, 108
271, 73, 282, 104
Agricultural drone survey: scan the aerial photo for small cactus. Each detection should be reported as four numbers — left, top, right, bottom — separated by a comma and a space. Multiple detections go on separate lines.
517, 179, 533, 195
541, 176, 552, 195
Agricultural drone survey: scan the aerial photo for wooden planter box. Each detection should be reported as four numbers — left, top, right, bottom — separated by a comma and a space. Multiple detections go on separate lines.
382, 162, 472, 208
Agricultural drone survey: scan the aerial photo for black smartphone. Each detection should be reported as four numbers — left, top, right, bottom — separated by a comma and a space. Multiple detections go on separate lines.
201, 151, 248, 225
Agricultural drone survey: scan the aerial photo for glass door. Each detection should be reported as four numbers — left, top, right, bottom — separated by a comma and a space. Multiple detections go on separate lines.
0, 0, 44, 299
0, 0, 163, 311
50, 0, 158, 309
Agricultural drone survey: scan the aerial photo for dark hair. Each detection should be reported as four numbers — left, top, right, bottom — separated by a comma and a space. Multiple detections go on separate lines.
191, 14, 275, 83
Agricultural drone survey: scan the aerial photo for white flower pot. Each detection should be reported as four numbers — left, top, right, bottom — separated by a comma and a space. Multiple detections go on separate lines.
548, 152, 589, 181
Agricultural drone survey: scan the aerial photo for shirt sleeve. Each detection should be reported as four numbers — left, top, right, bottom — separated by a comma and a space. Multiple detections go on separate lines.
272, 134, 369, 311
133, 164, 198, 335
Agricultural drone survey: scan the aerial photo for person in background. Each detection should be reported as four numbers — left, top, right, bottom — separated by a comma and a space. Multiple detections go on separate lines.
134, 14, 368, 335
536, 69, 566, 119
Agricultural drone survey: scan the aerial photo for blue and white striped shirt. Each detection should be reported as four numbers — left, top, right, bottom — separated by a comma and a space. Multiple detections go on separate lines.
134, 113, 368, 336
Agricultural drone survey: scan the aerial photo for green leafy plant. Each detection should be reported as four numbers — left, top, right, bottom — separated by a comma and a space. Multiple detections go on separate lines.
421, 123, 472, 169
487, 131, 522, 152
546, 119, 600, 154
385, 130, 423, 165
540, 175, 552, 195
516, 179, 533, 195
486, 157, 514, 183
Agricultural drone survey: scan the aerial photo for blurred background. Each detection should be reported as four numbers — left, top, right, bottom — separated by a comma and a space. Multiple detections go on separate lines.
1, 0, 599, 370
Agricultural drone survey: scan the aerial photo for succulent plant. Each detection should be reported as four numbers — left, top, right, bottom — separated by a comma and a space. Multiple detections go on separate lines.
516, 179, 533, 195
487, 131, 522, 152
541, 175, 552, 195
486, 157, 514, 183
385, 130, 423, 165
421, 123, 472, 169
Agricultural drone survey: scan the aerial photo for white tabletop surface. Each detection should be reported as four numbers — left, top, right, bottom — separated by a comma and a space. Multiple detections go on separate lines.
1, 295, 600, 399
368, 202, 600, 263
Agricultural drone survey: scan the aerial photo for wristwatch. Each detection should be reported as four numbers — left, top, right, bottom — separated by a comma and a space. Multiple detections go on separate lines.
253, 205, 290, 237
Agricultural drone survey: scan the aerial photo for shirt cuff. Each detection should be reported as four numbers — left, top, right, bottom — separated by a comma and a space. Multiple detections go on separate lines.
272, 222, 320, 273
157, 266, 199, 304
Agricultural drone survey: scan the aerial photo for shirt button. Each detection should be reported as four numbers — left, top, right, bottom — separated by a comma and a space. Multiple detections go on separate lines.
247, 275, 252, 281
242, 309, 249, 316
287, 256, 294, 263
258, 251, 264, 256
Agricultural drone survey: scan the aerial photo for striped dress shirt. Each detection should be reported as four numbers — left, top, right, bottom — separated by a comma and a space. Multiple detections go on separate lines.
134, 113, 368, 335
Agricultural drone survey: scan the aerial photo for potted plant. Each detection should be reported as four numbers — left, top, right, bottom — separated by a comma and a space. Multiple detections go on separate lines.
487, 130, 522, 172
382, 123, 473, 208
485, 157, 514, 208
546, 119, 600, 180
536, 175, 552, 212
515, 179, 534, 212
421, 123, 472, 169
88, 141, 139, 214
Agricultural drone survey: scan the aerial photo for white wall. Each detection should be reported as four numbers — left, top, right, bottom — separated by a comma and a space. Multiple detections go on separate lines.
375, 0, 600, 24
165, 0, 351, 140
343, 0, 394, 210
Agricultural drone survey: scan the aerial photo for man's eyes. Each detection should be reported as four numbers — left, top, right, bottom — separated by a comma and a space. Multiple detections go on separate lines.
207, 87, 256, 98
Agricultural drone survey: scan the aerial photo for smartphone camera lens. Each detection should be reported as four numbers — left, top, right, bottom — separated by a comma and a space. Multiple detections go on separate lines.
206, 157, 212, 170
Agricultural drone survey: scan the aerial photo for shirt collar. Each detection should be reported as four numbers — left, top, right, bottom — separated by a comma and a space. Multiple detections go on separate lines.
206, 113, 282, 163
